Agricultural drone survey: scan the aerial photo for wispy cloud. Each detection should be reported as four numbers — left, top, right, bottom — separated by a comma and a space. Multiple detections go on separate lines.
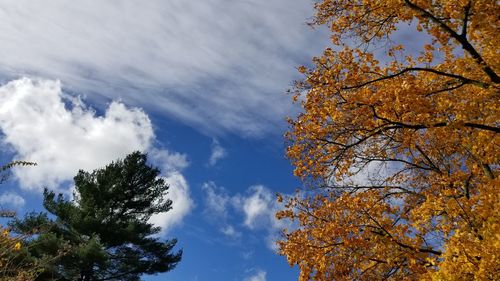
0, 0, 330, 137
0, 78, 192, 232
208, 138, 226, 166
244, 269, 267, 281
220, 225, 242, 239
201, 182, 288, 250
201, 181, 231, 219
235, 185, 276, 229
235, 185, 289, 251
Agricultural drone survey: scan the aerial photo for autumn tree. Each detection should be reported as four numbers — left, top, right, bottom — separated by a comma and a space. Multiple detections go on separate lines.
278, 0, 499, 280
11, 152, 182, 281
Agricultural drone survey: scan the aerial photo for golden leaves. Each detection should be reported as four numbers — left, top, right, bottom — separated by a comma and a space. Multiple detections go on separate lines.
0, 227, 23, 254
279, 0, 499, 280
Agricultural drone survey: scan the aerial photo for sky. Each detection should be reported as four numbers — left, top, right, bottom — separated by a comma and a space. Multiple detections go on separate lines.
0, 1, 334, 280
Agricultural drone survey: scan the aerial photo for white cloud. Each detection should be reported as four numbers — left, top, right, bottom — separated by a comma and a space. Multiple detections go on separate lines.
0, 192, 25, 208
201, 182, 288, 250
149, 172, 194, 234
0, 78, 192, 232
150, 147, 189, 173
201, 181, 231, 218
237, 185, 285, 231
148, 150, 193, 232
201, 182, 241, 240
220, 225, 241, 239
244, 270, 267, 281
329, 156, 405, 190
239, 185, 274, 229
208, 138, 226, 166
236, 185, 289, 251
0, 0, 330, 136
0, 78, 153, 190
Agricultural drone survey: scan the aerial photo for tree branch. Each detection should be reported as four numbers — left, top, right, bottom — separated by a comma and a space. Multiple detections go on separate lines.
461, 1, 472, 38
369, 229, 442, 256
404, 0, 499, 83
342, 67, 489, 90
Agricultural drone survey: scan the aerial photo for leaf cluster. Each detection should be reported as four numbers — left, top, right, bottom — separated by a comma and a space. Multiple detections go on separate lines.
279, 1, 499, 280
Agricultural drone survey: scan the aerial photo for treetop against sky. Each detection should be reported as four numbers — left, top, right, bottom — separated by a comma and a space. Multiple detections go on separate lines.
0, 0, 498, 280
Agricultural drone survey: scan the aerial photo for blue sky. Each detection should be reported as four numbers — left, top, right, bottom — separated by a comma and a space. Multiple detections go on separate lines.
0, 1, 333, 280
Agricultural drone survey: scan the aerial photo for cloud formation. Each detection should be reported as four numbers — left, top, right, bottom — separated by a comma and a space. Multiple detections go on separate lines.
149, 172, 194, 234
0, 78, 153, 189
235, 185, 288, 250
220, 225, 242, 239
208, 139, 226, 166
0, 78, 192, 232
0, 192, 25, 208
148, 148, 193, 232
0, 0, 329, 136
201, 182, 287, 249
244, 270, 267, 281
201, 181, 232, 219
238, 185, 281, 230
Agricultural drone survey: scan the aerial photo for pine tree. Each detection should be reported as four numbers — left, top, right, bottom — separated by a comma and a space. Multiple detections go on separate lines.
12, 152, 182, 281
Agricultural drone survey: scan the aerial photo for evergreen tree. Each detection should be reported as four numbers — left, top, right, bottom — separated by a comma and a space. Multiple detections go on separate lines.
12, 152, 182, 281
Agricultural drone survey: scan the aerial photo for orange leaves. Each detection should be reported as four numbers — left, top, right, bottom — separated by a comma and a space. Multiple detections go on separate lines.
280, 0, 499, 280
278, 190, 439, 280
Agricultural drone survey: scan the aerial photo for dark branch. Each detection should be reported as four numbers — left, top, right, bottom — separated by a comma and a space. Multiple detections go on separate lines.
369, 230, 442, 256
341, 67, 489, 91
464, 123, 500, 133
461, 1, 472, 38
404, 0, 500, 83
370, 105, 500, 133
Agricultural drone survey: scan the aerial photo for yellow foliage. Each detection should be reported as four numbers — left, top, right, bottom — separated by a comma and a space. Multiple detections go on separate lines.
279, 0, 499, 280
0, 226, 37, 281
